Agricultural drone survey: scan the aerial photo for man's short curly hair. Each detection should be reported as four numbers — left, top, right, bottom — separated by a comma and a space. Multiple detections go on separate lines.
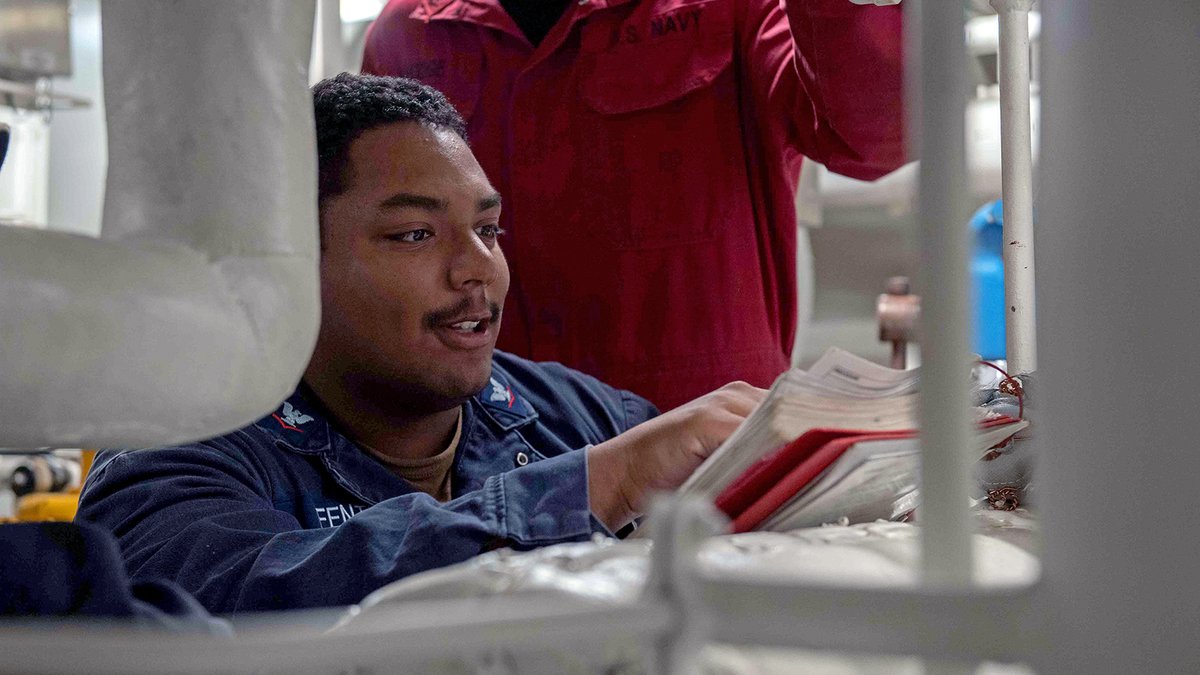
312, 73, 468, 202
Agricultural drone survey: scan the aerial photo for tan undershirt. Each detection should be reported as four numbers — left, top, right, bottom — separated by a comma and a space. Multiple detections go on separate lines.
364, 409, 462, 502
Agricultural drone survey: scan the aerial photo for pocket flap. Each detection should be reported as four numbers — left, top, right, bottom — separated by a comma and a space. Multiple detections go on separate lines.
579, 0, 733, 114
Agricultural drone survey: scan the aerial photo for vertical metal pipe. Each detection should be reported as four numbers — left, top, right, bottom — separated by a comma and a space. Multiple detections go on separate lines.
909, 0, 974, 588
990, 0, 1037, 375
311, 0, 344, 82
1035, 1, 1200, 671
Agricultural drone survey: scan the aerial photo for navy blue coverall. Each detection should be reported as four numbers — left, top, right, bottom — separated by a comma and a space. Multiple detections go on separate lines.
77, 351, 657, 613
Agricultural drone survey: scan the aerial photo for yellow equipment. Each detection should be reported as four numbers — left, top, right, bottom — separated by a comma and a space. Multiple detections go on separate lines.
8, 450, 95, 523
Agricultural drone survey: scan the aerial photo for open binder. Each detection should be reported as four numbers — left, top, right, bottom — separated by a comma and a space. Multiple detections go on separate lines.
716, 417, 1026, 533
672, 348, 1026, 534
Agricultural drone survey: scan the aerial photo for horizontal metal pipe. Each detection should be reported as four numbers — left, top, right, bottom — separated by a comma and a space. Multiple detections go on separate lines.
698, 576, 1041, 663
0, 598, 672, 674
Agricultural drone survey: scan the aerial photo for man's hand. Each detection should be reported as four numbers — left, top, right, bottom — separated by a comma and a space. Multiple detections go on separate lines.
586, 382, 767, 531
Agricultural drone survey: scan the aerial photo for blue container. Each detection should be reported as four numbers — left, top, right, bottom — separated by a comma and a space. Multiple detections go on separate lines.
970, 200, 1006, 360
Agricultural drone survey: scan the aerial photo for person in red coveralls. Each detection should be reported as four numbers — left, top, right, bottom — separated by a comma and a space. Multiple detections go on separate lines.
362, 0, 906, 410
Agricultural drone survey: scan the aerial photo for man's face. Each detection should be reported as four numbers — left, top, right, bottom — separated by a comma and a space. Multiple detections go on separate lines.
311, 122, 509, 411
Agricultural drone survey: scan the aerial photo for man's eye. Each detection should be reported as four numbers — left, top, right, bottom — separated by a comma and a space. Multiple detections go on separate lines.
476, 224, 505, 240
389, 229, 433, 243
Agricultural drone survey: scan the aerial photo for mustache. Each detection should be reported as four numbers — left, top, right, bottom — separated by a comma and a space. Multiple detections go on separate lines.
423, 297, 502, 329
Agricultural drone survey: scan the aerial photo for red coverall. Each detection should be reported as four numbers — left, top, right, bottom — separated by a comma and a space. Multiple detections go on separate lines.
363, 0, 906, 410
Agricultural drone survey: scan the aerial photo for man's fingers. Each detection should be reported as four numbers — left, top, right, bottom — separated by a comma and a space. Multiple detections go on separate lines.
711, 382, 768, 417
693, 409, 755, 457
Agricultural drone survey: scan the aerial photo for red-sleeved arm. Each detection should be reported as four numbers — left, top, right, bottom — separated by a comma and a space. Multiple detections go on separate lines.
740, 0, 907, 180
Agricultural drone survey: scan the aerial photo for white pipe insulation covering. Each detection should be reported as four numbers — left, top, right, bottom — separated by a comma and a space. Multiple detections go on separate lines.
0, 1, 320, 448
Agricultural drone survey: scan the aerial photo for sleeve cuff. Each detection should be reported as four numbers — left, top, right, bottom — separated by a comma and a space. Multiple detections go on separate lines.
496, 449, 611, 545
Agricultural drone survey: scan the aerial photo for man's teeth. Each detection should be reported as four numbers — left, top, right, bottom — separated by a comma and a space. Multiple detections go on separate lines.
450, 320, 481, 332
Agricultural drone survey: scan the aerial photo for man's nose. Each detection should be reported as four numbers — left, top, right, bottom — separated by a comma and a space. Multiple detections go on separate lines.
448, 231, 498, 289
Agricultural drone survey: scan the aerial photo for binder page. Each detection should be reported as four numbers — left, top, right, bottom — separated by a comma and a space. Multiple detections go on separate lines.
807, 347, 919, 398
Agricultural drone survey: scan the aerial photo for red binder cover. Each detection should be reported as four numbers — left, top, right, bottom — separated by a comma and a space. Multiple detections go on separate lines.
713, 428, 907, 519
715, 417, 1020, 533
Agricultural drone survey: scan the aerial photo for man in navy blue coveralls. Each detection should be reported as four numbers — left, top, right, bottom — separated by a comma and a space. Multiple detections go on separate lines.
77, 74, 766, 614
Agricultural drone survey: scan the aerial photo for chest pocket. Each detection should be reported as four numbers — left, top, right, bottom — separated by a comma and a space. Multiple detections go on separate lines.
579, 0, 733, 113
571, 0, 737, 250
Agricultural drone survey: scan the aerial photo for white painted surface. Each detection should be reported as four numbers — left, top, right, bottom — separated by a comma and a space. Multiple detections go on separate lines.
0, 0, 320, 447
46, 0, 105, 237
1035, 0, 1200, 670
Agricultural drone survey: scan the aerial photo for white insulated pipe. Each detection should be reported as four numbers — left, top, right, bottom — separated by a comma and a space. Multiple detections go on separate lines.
990, 0, 1037, 375
0, 1, 320, 447
1035, 1, 1200, 671
0, 597, 672, 674
908, 0, 974, 588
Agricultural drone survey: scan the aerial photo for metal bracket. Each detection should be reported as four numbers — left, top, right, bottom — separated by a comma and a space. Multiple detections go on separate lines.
642, 496, 728, 675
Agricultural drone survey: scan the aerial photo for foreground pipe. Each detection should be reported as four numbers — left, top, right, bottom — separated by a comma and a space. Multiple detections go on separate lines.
0, 1, 319, 447
1035, 1, 1200, 671
990, 0, 1037, 375
908, 0, 974, 589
